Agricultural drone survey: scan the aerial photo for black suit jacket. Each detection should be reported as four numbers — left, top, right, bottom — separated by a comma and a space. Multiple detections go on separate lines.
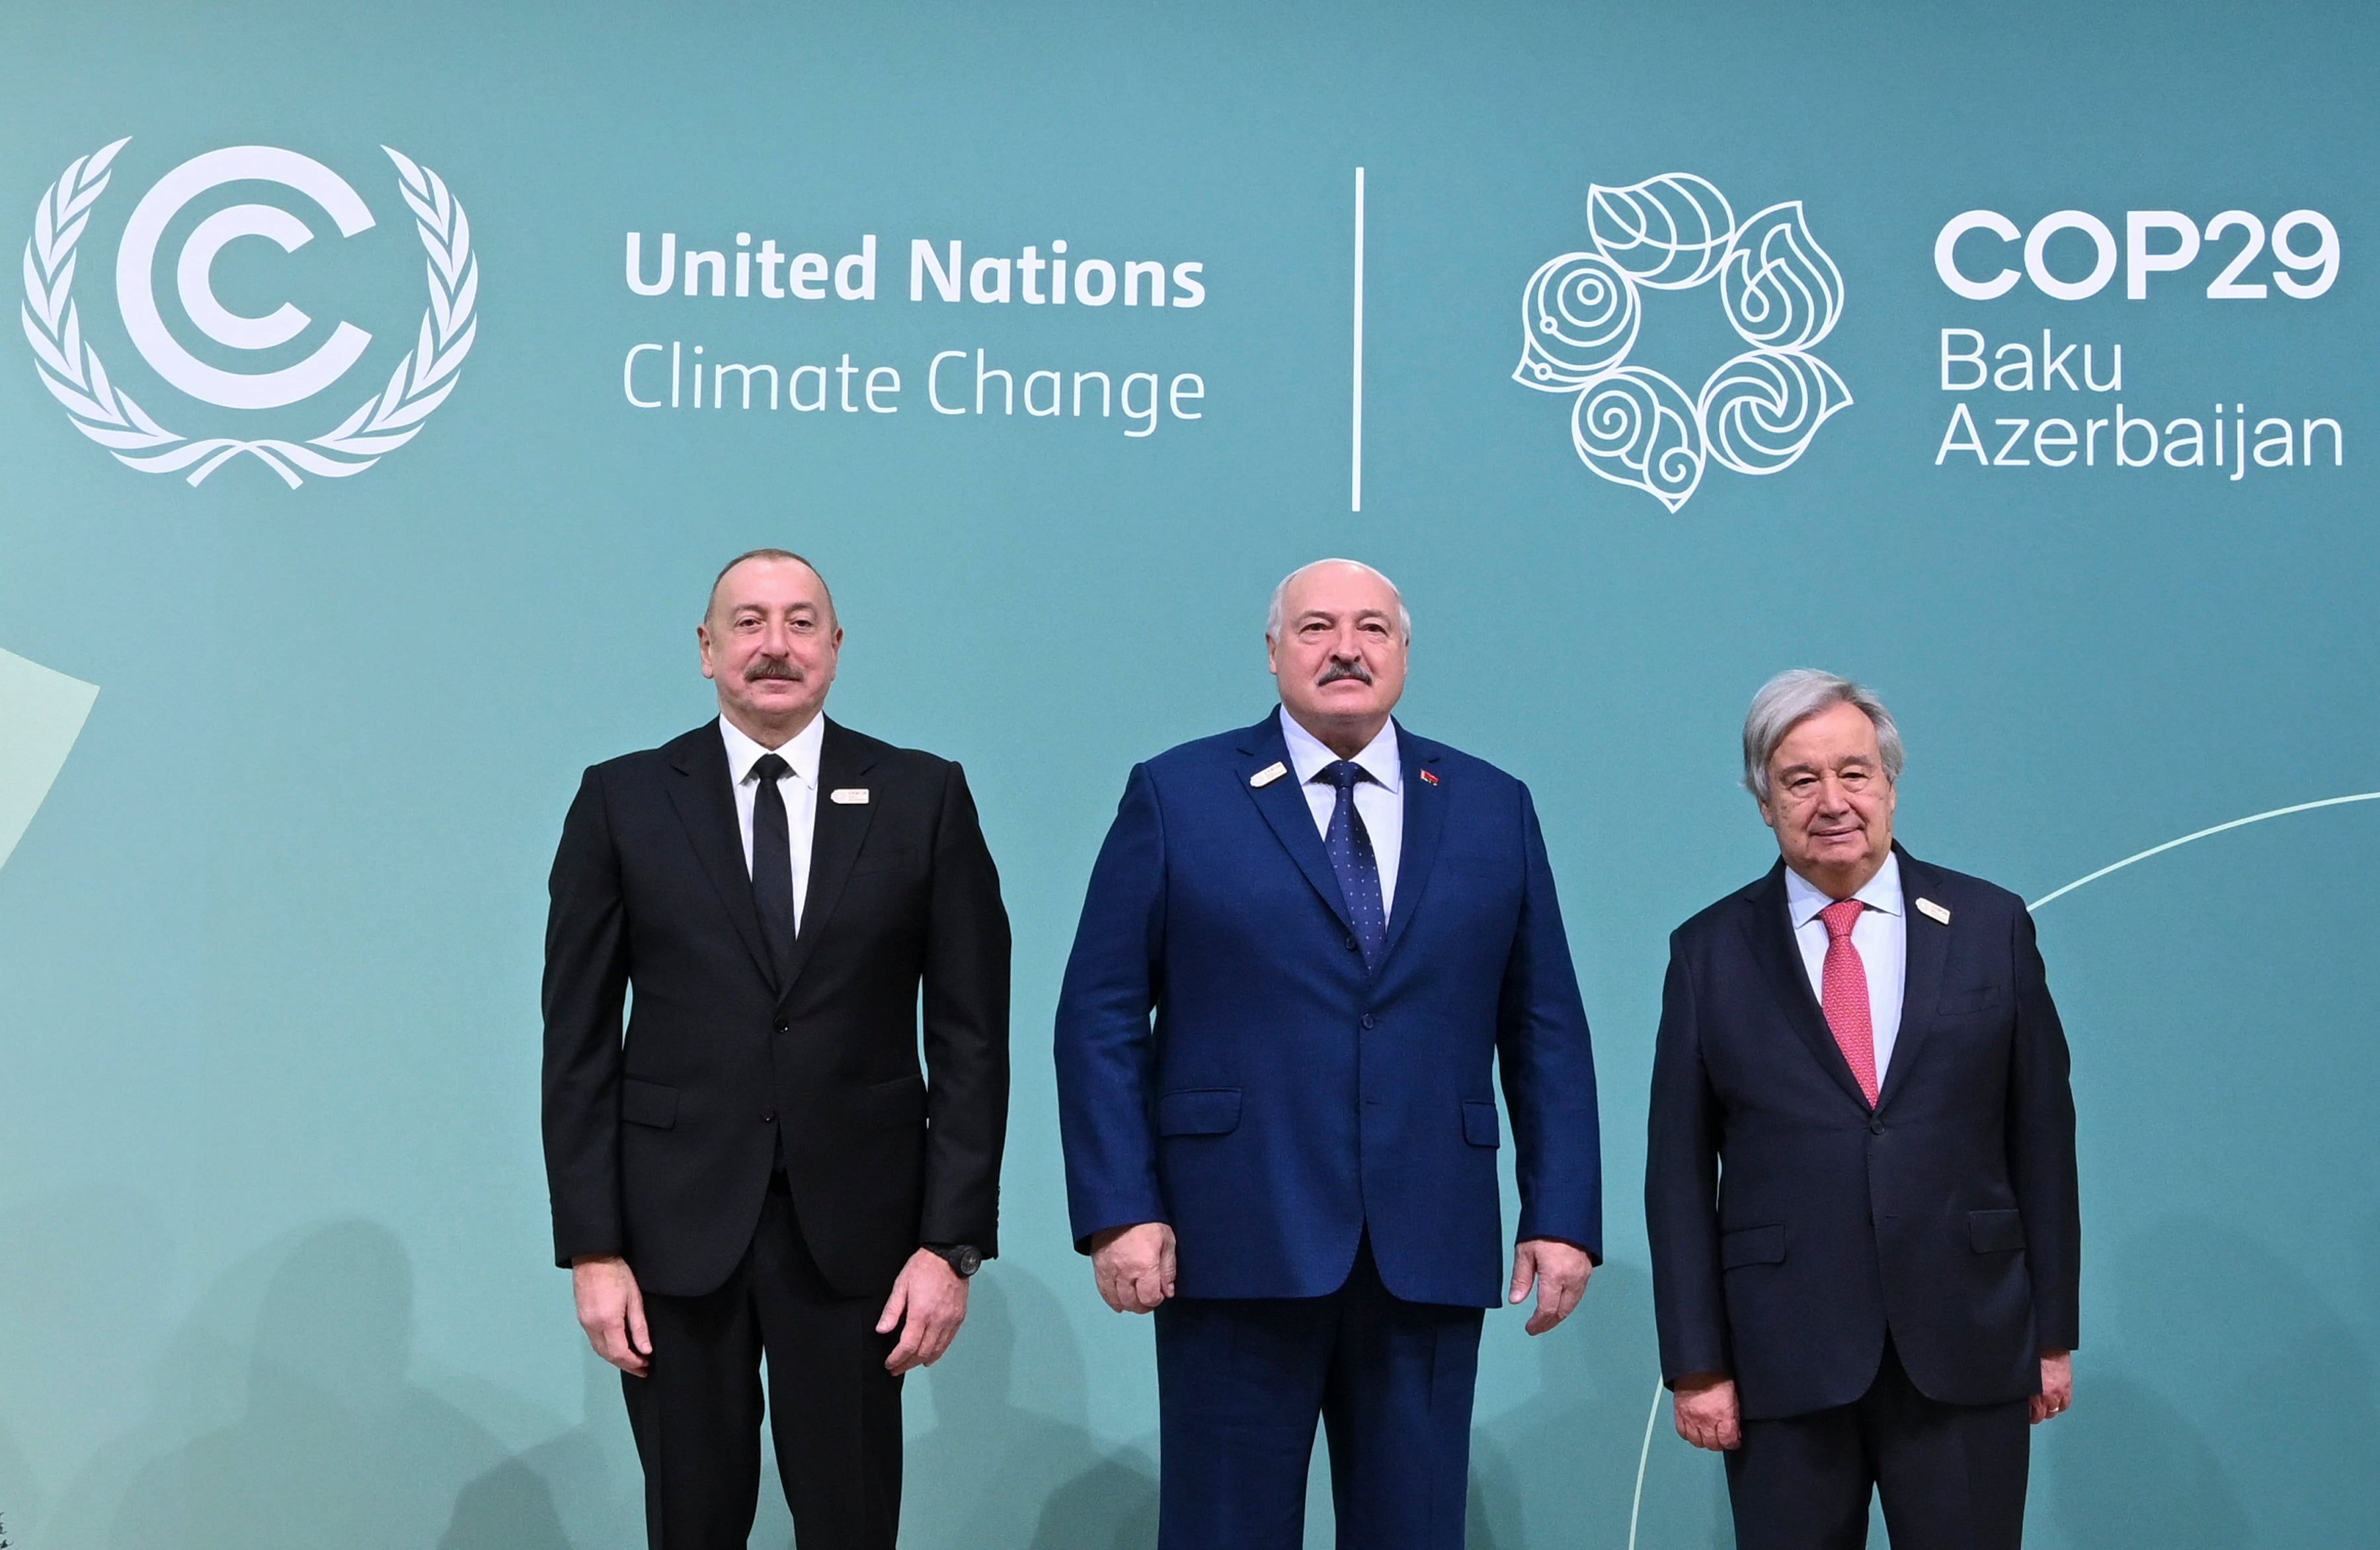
1646, 846, 2079, 1418
542, 718, 1010, 1300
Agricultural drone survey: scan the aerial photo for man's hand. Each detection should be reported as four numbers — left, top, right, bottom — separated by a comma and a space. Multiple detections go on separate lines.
1507, 1239, 1593, 1335
1673, 1373, 1742, 1451
1088, 1222, 1176, 1313
572, 1254, 651, 1377
877, 1248, 971, 1374
2031, 1350, 2074, 1424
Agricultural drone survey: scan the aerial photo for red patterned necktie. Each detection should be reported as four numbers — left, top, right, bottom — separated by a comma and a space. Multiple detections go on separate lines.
1818, 898, 1880, 1106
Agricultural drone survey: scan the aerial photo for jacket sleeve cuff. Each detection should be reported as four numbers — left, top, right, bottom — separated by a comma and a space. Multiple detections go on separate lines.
1069, 1205, 1170, 1255
553, 1216, 623, 1270
1514, 1203, 1603, 1263
1515, 1231, 1604, 1267
1655, 1305, 1732, 1387
1660, 1348, 1732, 1389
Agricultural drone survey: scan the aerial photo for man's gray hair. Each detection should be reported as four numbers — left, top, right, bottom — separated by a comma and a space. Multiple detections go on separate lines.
1265, 558, 1413, 643
1741, 669, 1905, 801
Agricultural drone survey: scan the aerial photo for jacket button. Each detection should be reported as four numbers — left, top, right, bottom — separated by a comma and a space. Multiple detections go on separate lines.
1361, 1014, 1376, 1030
774, 1020, 790, 1034
1869, 1115, 1885, 1135
1345, 935, 1359, 952
762, 1110, 777, 1124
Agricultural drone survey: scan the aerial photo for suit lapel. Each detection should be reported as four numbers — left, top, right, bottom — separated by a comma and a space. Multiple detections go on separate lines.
775, 718, 877, 1002
1378, 725, 1443, 963
1239, 714, 1357, 937
1739, 862, 1872, 1110
664, 723, 777, 988
1878, 846, 1950, 1110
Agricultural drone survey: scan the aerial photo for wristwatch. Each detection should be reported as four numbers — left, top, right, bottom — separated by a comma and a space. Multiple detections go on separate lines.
925, 1243, 983, 1278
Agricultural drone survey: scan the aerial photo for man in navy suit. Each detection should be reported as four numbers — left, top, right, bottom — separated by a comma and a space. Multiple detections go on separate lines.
1055, 559, 1602, 1550
1646, 670, 2080, 1550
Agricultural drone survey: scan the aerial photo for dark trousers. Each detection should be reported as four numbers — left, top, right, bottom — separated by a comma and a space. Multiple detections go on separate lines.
1726, 1338, 2030, 1550
623, 1186, 903, 1550
1153, 1236, 1484, 1550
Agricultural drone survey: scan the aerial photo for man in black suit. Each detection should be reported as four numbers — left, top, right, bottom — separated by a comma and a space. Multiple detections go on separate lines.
543, 548, 1010, 1550
1646, 669, 2078, 1550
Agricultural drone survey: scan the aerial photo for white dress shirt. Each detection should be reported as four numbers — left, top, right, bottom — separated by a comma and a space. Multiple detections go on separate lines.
1784, 850, 1907, 1082
719, 712, 825, 932
1278, 706, 1404, 915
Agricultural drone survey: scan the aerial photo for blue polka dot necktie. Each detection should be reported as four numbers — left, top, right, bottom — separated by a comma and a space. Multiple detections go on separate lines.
1319, 760, 1387, 965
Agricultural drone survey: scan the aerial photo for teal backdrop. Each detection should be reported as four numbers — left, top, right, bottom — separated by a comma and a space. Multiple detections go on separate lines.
3, 2, 2375, 1545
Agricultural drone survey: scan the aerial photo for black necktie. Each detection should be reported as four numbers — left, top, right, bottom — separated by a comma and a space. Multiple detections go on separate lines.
750, 752, 794, 983
1319, 760, 1388, 965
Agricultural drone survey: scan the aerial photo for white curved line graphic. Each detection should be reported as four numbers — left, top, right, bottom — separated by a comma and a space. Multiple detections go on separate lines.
2028, 792, 2380, 911
1624, 788, 2380, 1548
1627, 1376, 1662, 1550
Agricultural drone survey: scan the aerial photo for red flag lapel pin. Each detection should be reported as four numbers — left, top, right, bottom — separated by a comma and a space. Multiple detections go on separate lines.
1419, 769, 1440, 786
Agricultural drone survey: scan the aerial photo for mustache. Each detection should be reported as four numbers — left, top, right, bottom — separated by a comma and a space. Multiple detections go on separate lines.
744, 659, 804, 682
1317, 658, 1374, 687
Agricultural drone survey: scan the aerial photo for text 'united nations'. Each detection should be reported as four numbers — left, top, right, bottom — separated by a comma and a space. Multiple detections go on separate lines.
625, 235, 1207, 307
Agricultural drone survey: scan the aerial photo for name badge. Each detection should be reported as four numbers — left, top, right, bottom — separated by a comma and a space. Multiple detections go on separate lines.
1915, 897, 1951, 926
830, 788, 870, 804
1250, 761, 1288, 788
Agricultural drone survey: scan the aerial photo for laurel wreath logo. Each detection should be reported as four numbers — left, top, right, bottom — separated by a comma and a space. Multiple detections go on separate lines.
20, 139, 477, 487
1514, 173, 1850, 512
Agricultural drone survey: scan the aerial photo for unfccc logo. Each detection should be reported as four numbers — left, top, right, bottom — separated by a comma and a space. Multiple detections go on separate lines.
20, 139, 477, 486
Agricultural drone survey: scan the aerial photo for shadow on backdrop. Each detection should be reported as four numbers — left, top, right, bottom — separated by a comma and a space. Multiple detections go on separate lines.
2043, 1370, 2250, 1549
894, 1266, 1158, 1550
1464, 1261, 1730, 1550
412, 1254, 1153, 1550
2043, 1216, 2376, 1548
0, 1186, 174, 1543
89, 1219, 555, 1550
441, 1348, 643, 1550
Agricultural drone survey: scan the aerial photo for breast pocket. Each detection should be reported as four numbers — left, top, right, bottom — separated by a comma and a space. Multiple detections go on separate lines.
850, 844, 922, 877
1938, 984, 2003, 1018
1426, 857, 1523, 933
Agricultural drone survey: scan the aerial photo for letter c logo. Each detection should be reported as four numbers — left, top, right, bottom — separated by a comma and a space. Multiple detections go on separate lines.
114, 146, 376, 409
1934, 210, 2022, 300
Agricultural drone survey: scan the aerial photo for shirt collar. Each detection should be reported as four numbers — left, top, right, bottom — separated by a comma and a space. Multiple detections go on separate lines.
1277, 705, 1402, 794
1784, 848, 1903, 929
718, 712, 826, 789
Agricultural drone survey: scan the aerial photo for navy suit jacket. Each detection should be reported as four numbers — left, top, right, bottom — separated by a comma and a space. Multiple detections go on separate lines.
1054, 712, 1602, 1308
1645, 847, 2081, 1418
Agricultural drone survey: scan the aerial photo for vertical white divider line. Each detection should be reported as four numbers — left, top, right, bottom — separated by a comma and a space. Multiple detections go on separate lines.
1351, 166, 1365, 512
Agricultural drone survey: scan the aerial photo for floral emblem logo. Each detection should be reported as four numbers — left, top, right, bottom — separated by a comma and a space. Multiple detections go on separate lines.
1513, 173, 1849, 512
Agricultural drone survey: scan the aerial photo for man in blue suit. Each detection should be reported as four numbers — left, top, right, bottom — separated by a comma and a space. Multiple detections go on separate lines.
1055, 559, 1602, 1550
1646, 670, 2080, 1550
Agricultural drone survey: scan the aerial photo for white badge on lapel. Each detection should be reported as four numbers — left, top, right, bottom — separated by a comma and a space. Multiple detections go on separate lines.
1915, 897, 1950, 926
1249, 761, 1287, 788
830, 788, 870, 805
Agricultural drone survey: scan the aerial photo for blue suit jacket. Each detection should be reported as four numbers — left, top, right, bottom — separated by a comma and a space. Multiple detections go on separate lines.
1054, 712, 1602, 1307
1645, 848, 2081, 1418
